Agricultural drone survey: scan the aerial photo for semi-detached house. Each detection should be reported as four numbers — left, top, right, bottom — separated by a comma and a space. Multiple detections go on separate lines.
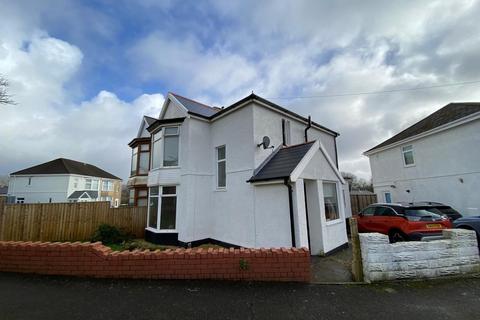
128, 93, 352, 255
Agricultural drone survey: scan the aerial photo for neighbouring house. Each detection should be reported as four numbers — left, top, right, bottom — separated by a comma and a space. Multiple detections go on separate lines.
127, 115, 157, 206
0, 185, 7, 197
364, 102, 480, 216
128, 92, 351, 255
8, 158, 122, 207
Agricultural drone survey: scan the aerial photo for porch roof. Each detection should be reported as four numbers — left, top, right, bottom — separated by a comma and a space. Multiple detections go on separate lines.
68, 190, 98, 200
247, 142, 315, 183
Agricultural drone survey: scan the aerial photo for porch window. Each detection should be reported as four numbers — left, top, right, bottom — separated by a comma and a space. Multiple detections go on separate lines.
323, 182, 340, 221
216, 145, 226, 188
163, 127, 179, 167
402, 145, 415, 166
147, 186, 177, 230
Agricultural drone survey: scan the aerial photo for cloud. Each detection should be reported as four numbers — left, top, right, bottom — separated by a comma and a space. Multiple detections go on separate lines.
0, 29, 164, 180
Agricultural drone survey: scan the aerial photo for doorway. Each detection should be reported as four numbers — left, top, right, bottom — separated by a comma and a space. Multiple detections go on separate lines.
303, 179, 324, 255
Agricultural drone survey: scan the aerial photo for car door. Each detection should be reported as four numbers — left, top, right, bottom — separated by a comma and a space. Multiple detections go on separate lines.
357, 206, 376, 232
373, 206, 398, 234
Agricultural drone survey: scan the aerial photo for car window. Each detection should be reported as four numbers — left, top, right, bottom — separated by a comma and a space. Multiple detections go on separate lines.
374, 207, 396, 216
362, 207, 375, 216
435, 207, 460, 215
404, 207, 443, 221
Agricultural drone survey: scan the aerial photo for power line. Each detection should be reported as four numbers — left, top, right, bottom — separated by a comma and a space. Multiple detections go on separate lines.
266, 80, 480, 100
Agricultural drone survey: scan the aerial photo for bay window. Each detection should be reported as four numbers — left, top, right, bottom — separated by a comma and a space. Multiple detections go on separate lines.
163, 127, 179, 167
323, 182, 340, 221
147, 186, 177, 230
130, 142, 150, 176
151, 131, 162, 169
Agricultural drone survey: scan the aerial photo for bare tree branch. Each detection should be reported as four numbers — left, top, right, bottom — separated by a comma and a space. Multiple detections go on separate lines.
0, 76, 16, 105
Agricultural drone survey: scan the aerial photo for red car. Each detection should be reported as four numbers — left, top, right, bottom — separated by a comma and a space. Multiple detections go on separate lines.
357, 203, 452, 242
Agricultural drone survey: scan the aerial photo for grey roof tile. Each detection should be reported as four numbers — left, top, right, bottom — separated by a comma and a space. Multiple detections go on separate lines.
68, 190, 99, 199
171, 93, 220, 117
11, 158, 121, 180
248, 142, 315, 182
366, 102, 480, 153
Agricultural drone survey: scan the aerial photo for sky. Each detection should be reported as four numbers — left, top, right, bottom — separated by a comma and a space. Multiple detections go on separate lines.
1, 0, 480, 181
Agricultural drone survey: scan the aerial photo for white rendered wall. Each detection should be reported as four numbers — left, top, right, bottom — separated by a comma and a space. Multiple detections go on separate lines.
8, 175, 71, 203
252, 102, 337, 168
369, 120, 480, 216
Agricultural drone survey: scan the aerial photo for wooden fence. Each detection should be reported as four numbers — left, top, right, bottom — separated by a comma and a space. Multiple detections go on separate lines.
0, 202, 147, 242
350, 193, 377, 215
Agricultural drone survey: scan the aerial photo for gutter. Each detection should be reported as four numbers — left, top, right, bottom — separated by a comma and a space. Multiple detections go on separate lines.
284, 178, 296, 247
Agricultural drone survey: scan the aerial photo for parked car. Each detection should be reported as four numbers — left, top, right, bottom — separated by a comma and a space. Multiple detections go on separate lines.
453, 216, 480, 247
357, 203, 452, 243
412, 202, 463, 221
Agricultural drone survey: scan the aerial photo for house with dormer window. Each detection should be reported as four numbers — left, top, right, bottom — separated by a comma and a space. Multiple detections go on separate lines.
128, 93, 351, 255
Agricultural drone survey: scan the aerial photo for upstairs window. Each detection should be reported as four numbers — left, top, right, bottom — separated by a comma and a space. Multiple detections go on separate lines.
163, 127, 179, 167
282, 119, 291, 145
402, 145, 415, 166
152, 130, 162, 169
85, 179, 92, 189
102, 180, 113, 191
216, 145, 226, 188
131, 143, 150, 176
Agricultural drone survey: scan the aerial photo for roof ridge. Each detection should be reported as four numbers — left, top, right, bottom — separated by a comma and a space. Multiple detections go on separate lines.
170, 92, 217, 111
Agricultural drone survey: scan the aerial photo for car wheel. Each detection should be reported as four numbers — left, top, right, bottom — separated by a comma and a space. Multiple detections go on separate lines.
389, 230, 407, 243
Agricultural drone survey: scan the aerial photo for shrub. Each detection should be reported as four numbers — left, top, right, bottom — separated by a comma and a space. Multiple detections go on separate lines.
91, 224, 132, 245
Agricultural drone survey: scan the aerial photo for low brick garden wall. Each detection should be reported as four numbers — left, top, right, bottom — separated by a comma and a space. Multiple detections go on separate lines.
0, 241, 310, 282
360, 229, 480, 282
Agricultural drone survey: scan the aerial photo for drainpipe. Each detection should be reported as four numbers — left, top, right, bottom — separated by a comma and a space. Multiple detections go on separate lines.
304, 116, 311, 142
284, 178, 296, 247
282, 119, 286, 146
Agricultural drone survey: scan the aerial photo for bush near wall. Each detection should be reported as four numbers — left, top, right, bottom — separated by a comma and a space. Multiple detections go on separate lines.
0, 241, 310, 282
360, 229, 480, 282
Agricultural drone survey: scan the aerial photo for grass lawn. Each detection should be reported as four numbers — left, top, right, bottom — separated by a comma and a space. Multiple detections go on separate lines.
105, 239, 224, 251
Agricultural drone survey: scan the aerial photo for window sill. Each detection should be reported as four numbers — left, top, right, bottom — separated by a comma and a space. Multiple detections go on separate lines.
215, 188, 227, 192
325, 219, 343, 226
403, 164, 416, 168
150, 166, 181, 171
145, 227, 178, 234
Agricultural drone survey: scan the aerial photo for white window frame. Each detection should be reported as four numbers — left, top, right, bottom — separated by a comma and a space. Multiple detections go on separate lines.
323, 181, 341, 223
402, 144, 415, 167
151, 129, 163, 170
216, 145, 226, 189
283, 119, 291, 145
163, 126, 180, 168
85, 179, 92, 190
146, 185, 178, 232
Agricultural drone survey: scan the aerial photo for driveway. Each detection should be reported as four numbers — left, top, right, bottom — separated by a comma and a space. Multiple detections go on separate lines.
0, 273, 479, 319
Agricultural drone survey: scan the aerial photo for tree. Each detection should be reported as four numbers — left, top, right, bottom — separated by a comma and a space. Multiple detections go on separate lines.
0, 76, 15, 105
341, 172, 373, 192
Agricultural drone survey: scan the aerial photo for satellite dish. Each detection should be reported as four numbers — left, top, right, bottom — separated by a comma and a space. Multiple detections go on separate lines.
257, 136, 273, 149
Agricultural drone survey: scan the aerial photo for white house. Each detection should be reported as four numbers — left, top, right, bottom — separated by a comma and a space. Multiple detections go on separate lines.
8, 158, 122, 207
129, 92, 351, 255
364, 102, 480, 216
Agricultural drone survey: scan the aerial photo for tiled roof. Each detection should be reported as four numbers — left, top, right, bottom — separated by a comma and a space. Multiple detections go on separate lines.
11, 158, 121, 180
248, 142, 315, 182
171, 93, 220, 117
68, 190, 99, 199
366, 102, 480, 153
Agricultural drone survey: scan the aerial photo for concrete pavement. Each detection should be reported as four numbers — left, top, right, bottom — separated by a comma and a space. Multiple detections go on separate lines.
0, 273, 479, 319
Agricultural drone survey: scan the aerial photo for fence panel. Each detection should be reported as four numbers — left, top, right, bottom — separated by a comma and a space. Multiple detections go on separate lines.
0, 202, 147, 242
350, 194, 378, 215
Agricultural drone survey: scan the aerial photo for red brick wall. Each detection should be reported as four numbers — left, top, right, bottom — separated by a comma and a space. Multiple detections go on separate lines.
0, 241, 310, 282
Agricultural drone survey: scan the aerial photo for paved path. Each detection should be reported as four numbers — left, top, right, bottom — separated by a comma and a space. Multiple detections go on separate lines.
0, 273, 479, 320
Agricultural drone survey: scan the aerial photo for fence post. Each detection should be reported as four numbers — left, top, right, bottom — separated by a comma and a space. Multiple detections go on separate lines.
349, 217, 364, 282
